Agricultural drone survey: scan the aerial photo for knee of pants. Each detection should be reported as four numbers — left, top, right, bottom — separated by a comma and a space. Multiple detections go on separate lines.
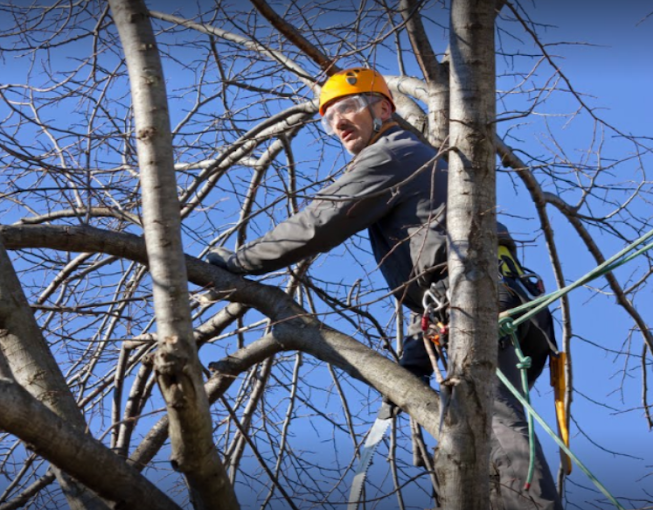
399, 335, 433, 378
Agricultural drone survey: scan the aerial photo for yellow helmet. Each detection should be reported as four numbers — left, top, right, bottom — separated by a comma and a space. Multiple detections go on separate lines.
319, 68, 395, 116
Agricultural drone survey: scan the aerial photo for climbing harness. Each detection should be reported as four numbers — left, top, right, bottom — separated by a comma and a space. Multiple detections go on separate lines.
421, 285, 449, 345
348, 229, 653, 510
498, 244, 567, 489
497, 227, 653, 510
499, 245, 545, 299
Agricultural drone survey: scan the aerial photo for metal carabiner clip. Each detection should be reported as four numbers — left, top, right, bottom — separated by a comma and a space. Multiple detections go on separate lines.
422, 288, 446, 315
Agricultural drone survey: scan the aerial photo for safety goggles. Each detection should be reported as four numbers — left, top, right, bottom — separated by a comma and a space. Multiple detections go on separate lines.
321, 94, 380, 135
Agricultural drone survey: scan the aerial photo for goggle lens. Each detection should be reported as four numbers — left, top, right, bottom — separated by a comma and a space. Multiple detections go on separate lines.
321, 95, 370, 135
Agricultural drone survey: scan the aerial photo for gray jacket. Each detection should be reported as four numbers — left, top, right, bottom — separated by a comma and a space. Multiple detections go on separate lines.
228, 125, 448, 312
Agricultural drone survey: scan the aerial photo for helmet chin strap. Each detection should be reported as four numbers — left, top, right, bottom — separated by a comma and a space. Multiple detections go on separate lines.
363, 95, 383, 133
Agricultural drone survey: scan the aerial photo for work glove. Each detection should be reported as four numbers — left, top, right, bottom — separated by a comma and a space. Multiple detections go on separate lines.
376, 374, 430, 420
207, 247, 246, 274
377, 398, 401, 420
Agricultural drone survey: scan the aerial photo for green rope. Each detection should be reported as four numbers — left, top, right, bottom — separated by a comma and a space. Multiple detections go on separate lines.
503, 228, 653, 328
497, 227, 653, 510
498, 317, 536, 489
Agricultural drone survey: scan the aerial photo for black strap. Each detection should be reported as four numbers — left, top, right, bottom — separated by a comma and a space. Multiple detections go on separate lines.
503, 277, 559, 355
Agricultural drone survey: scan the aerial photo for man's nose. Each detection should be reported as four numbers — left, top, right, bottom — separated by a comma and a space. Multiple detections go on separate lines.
333, 111, 348, 129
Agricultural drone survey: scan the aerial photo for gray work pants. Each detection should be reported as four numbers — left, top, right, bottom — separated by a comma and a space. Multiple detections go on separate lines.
489, 337, 563, 509
400, 281, 563, 509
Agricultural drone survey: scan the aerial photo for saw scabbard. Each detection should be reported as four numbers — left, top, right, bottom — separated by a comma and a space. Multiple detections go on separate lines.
550, 351, 572, 475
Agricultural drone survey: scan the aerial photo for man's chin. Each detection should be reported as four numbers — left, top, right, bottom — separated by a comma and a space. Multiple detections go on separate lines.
343, 138, 364, 155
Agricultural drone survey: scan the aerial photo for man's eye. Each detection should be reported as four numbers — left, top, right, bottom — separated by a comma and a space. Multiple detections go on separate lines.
340, 104, 357, 114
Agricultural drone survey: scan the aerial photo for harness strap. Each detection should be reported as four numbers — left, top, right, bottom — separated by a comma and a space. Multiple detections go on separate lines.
421, 244, 559, 355
498, 246, 559, 355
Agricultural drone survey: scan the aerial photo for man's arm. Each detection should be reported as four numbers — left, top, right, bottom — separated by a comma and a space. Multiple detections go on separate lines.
221, 148, 402, 275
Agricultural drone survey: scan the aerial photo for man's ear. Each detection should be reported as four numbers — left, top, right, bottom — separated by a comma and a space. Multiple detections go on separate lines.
379, 98, 393, 121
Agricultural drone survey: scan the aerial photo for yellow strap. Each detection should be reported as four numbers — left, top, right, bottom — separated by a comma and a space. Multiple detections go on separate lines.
498, 245, 524, 276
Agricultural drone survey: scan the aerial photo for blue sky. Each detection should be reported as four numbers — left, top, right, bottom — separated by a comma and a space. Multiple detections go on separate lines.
0, 1, 651, 509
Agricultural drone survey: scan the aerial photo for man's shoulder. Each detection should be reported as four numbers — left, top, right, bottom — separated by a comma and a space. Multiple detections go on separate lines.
349, 126, 437, 174
380, 127, 438, 159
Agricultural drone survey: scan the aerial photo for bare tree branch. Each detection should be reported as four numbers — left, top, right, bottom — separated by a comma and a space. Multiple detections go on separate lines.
108, 1, 238, 508
0, 378, 181, 510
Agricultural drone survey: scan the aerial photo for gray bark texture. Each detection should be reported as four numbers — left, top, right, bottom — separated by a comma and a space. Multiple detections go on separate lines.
436, 0, 498, 508
0, 238, 111, 510
108, 1, 239, 509
398, 0, 450, 148
0, 377, 182, 510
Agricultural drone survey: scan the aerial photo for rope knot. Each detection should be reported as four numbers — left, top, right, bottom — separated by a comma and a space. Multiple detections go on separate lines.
498, 317, 517, 337
517, 356, 532, 370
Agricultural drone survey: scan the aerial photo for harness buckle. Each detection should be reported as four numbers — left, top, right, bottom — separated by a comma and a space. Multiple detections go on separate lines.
520, 272, 545, 294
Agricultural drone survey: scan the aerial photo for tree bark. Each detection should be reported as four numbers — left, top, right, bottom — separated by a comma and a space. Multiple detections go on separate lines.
0, 377, 181, 510
0, 238, 110, 510
398, 0, 450, 148
108, 1, 238, 509
436, 0, 498, 508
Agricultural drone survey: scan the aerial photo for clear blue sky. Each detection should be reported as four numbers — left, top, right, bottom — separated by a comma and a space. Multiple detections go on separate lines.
0, 2, 651, 509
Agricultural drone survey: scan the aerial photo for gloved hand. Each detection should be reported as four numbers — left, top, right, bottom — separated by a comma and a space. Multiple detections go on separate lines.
376, 375, 430, 420
207, 247, 245, 274
377, 398, 401, 420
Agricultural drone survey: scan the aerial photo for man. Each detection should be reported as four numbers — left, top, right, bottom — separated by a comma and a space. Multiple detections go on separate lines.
208, 67, 562, 509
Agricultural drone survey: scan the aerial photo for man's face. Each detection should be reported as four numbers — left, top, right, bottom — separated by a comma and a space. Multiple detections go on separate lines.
322, 95, 391, 154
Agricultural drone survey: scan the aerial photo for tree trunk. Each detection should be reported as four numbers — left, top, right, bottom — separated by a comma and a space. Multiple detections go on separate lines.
436, 0, 498, 508
108, 1, 239, 509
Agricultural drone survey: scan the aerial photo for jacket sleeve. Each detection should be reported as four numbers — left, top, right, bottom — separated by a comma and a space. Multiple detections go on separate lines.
230, 146, 402, 275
